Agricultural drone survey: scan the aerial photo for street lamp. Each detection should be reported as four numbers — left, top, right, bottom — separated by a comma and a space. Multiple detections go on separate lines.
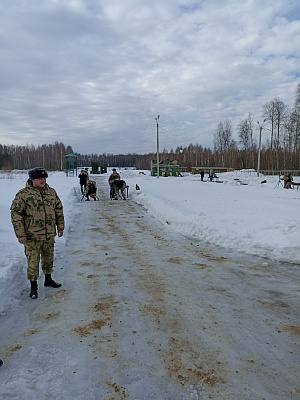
257, 119, 266, 177
155, 115, 160, 178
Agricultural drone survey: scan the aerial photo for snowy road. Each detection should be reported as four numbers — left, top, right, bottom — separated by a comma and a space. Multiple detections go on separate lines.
0, 175, 299, 400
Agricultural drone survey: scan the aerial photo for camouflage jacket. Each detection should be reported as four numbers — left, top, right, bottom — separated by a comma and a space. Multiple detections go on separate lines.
281, 174, 292, 182
10, 180, 65, 240
84, 180, 97, 196
83, 171, 89, 181
108, 172, 120, 185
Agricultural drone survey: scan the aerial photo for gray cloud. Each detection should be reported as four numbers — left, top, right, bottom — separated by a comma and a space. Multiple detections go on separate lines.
0, 0, 299, 154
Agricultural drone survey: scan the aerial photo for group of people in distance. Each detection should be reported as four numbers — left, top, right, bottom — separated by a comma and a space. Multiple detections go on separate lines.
79, 167, 126, 201
78, 168, 97, 201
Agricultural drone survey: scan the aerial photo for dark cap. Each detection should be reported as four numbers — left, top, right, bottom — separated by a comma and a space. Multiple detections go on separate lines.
28, 167, 48, 180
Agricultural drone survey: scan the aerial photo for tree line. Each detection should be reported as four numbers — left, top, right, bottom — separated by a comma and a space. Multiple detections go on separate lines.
213, 82, 299, 171
1, 83, 299, 173
0, 142, 73, 170
77, 82, 300, 172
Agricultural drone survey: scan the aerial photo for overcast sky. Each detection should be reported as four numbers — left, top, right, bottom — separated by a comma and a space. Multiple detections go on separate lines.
0, 0, 299, 155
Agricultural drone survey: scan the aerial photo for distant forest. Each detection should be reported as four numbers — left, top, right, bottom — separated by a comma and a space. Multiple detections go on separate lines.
1, 83, 299, 173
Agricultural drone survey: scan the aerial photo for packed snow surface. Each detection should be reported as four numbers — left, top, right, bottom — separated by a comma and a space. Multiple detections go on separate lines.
0, 168, 299, 314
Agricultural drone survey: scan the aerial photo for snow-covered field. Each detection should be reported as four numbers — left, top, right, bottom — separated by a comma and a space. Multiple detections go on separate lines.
0, 168, 299, 314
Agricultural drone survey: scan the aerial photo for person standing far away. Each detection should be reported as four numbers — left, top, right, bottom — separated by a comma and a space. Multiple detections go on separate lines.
10, 167, 65, 299
108, 168, 120, 199
200, 170, 205, 181
78, 169, 87, 194
108, 168, 121, 199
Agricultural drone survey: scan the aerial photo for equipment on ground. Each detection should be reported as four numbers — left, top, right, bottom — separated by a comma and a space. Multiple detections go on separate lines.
274, 175, 283, 189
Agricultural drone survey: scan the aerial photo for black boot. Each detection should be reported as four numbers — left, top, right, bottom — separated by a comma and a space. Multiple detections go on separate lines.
30, 281, 38, 299
44, 274, 62, 288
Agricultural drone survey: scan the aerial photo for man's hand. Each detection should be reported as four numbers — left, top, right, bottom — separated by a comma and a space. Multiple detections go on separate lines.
58, 230, 64, 237
18, 237, 27, 244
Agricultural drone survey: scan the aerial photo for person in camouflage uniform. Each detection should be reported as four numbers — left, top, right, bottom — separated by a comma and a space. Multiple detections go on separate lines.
84, 179, 97, 201
281, 172, 293, 189
113, 179, 126, 200
108, 168, 120, 199
84, 167, 89, 181
10, 167, 65, 299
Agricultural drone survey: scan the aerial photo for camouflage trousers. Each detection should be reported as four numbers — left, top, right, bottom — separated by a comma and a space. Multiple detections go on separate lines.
114, 185, 126, 199
24, 237, 55, 281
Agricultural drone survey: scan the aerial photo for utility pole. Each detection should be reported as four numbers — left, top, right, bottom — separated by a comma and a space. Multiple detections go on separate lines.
60, 144, 63, 171
155, 115, 160, 178
257, 119, 266, 177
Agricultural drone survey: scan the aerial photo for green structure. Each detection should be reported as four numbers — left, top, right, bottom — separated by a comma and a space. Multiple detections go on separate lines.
90, 163, 107, 174
65, 153, 78, 176
91, 162, 100, 174
191, 167, 234, 174
151, 159, 186, 177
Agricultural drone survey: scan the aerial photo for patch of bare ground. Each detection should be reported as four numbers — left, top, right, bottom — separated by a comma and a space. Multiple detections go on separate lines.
140, 303, 166, 324
94, 262, 103, 267
6, 344, 22, 356
23, 329, 39, 336
193, 249, 229, 262
107, 221, 122, 234
45, 311, 60, 321
168, 257, 182, 264
194, 262, 209, 269
281, 325, 300, 336
163, 337, 226, 388
78, 261, 93, 267
73, 296, 116, 337
137, 267, 165, 291
89, 227, 105, 233
257, 300, 290, 312
73, 320, 107, 337
106, 381, 127, 399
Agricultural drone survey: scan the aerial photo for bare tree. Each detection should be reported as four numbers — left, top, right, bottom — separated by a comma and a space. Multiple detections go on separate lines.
262, 97, 288, 169
214, 120, 235, 166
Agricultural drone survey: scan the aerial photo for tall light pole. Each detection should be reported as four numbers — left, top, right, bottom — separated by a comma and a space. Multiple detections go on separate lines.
155, 115, 160, 178
257, 119, 266, 177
